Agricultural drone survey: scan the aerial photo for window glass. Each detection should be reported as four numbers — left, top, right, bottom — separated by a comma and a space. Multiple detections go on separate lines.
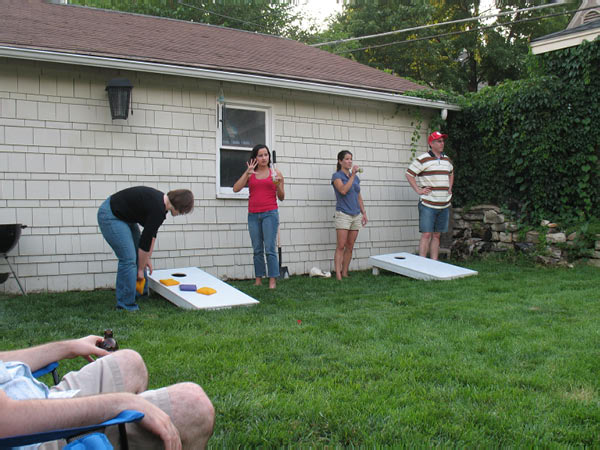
222, 108, 265, 147
220, 148, 251, 188
217, 104, 270, 194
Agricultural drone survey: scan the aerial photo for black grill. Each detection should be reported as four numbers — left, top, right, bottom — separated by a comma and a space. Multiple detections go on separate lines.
0, 224, 27, 295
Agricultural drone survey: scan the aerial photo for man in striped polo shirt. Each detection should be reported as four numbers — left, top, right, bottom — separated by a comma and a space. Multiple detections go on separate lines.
405, 131, 454, 260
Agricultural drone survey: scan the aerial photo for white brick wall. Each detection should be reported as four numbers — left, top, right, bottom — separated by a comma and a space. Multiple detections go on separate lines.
0, 57, 433, 293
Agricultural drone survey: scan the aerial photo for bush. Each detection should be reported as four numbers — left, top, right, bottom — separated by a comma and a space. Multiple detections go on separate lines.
410, 38, 600, 225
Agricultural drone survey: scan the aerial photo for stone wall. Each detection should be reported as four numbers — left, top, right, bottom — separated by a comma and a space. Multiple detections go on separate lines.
450, 204, 586, 266
588, 238, 600, 267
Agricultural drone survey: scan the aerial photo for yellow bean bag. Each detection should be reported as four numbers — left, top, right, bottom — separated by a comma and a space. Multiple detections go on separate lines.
197, 287, 216, 295
160, 279, 180, 286
136, 278, 146, 294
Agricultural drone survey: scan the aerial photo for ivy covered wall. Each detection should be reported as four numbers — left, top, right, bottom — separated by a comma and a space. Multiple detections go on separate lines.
441, 37, 600, 225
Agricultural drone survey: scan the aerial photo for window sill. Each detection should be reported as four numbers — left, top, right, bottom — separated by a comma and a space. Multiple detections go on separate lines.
216, 191, 249, 200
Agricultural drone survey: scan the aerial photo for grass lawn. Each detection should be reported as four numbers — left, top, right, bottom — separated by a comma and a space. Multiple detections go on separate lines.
1, 257, 600, 446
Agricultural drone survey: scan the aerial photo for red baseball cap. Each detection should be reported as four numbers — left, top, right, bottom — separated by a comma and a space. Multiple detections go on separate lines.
428, 131, 448, 145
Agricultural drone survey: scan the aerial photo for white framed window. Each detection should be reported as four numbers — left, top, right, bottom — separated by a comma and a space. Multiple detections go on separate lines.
216, 101, 272, 198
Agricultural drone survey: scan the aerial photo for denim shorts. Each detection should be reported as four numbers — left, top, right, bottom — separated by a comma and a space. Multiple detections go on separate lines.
418, 202, 450, 233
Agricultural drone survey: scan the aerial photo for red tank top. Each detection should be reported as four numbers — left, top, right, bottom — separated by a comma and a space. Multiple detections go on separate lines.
248, 173, 278, 213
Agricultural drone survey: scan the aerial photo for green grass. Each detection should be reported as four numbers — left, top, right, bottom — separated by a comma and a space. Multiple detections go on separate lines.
2, 258, 600, 446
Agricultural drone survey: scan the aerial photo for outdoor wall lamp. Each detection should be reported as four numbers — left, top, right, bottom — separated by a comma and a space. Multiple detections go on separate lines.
440, 108, 448, 121
106, 78, 133, 120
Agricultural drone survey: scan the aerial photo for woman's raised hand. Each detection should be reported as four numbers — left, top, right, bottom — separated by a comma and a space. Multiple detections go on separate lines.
246, 159, 258, 175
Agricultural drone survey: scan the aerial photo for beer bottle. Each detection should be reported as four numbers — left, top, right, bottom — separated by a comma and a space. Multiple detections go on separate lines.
97, 329, 119, 352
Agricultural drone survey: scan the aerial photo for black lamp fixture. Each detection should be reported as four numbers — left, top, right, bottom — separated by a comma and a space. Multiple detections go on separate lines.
105, 78, 133, 120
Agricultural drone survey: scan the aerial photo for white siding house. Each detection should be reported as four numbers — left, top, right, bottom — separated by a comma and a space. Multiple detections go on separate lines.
0, 0, 458, 293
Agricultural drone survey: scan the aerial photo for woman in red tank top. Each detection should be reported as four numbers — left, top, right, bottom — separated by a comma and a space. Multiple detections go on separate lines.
233, 145, 285, 289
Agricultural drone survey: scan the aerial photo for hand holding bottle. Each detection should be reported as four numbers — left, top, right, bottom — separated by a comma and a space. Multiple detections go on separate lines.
96, 329, 119, 352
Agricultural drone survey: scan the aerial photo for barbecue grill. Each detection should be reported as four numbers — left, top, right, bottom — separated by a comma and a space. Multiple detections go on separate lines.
0, 224, 27, 295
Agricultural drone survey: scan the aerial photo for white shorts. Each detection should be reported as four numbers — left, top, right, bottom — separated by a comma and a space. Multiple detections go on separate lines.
334, 210, 362, 231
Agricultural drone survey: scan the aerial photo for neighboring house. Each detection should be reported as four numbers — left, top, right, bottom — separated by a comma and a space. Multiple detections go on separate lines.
531, 0, 600, 54
0, 0, 457, 293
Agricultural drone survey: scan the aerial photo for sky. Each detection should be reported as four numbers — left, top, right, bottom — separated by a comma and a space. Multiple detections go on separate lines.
292, 0, 499, 31
292, 0, 344, 30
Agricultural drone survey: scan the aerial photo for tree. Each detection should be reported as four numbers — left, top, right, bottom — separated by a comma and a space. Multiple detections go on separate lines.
316, 0, 571, 93
68, 0, 317, 41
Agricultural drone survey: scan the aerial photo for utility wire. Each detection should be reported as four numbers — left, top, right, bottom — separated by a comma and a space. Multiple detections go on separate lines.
334, 6, 592, 54
312, 2, 568, 47
177, 0, 266, 29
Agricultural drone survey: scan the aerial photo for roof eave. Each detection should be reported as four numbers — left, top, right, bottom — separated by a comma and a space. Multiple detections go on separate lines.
531, 28, 600, 54
0, 46, 460, 111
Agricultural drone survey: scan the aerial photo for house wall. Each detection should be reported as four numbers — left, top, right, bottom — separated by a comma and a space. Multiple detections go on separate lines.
0, 58, 432, 294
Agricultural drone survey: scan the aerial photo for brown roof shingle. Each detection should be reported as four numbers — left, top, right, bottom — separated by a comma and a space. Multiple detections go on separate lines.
0, 0, 427, 94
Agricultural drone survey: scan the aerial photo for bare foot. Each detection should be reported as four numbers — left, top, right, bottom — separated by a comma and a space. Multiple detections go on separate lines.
254, 277, 262, 286
336, 273, 342, 281
269, 277, 276, 289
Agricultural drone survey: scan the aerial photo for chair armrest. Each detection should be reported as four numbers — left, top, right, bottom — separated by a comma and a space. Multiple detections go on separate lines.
32, 361, 60, 386
0, 410, 144, 447
32, 362, 59, 379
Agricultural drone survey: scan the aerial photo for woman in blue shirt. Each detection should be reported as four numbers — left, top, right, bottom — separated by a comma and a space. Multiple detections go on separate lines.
331, 150, 368, 281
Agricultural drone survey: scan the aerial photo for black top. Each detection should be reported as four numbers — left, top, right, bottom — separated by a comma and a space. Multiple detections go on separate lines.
109, 186, 167, 252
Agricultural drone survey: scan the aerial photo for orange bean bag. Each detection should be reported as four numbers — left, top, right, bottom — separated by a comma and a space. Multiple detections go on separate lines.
197, 287, 216, 295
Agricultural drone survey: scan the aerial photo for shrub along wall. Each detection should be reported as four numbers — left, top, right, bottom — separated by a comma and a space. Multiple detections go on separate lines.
441, 37, 600, 226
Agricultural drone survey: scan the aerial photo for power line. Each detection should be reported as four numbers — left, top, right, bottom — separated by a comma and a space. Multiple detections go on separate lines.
333, 7, 588, 54
177, 0, 265, 29
311, 2, 568, 47
333, 7, 596, 55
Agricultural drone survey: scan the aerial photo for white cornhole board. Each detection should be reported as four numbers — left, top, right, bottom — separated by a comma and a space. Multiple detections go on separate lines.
147, 266, 259, 310
369, 252, 477, 281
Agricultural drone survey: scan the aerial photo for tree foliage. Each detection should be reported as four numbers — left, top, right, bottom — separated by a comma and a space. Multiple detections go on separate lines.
444, 38, 600, 224
68, 0, 317, 41
317, 0, 571, 94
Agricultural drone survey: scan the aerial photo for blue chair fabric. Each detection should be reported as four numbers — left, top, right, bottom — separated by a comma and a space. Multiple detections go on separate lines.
63, 432, 113, 450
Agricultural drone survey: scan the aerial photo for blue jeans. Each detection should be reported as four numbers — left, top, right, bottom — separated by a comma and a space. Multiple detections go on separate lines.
418, 202, 450, 233
97, 197, 146, 310
248, 209, 279, 278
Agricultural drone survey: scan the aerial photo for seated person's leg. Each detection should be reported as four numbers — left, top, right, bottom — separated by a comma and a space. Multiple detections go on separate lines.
46, 351, 213, 449
116, 383, 215, 450
51, 350, 147, 397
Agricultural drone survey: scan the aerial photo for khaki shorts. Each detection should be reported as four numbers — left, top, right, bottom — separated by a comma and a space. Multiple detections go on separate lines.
334, 210, 362, 231
41, 354, 171, 450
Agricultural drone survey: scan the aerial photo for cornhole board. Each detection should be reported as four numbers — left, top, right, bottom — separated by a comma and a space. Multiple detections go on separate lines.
147, 266, 259, 310
369, 252, 477, 281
